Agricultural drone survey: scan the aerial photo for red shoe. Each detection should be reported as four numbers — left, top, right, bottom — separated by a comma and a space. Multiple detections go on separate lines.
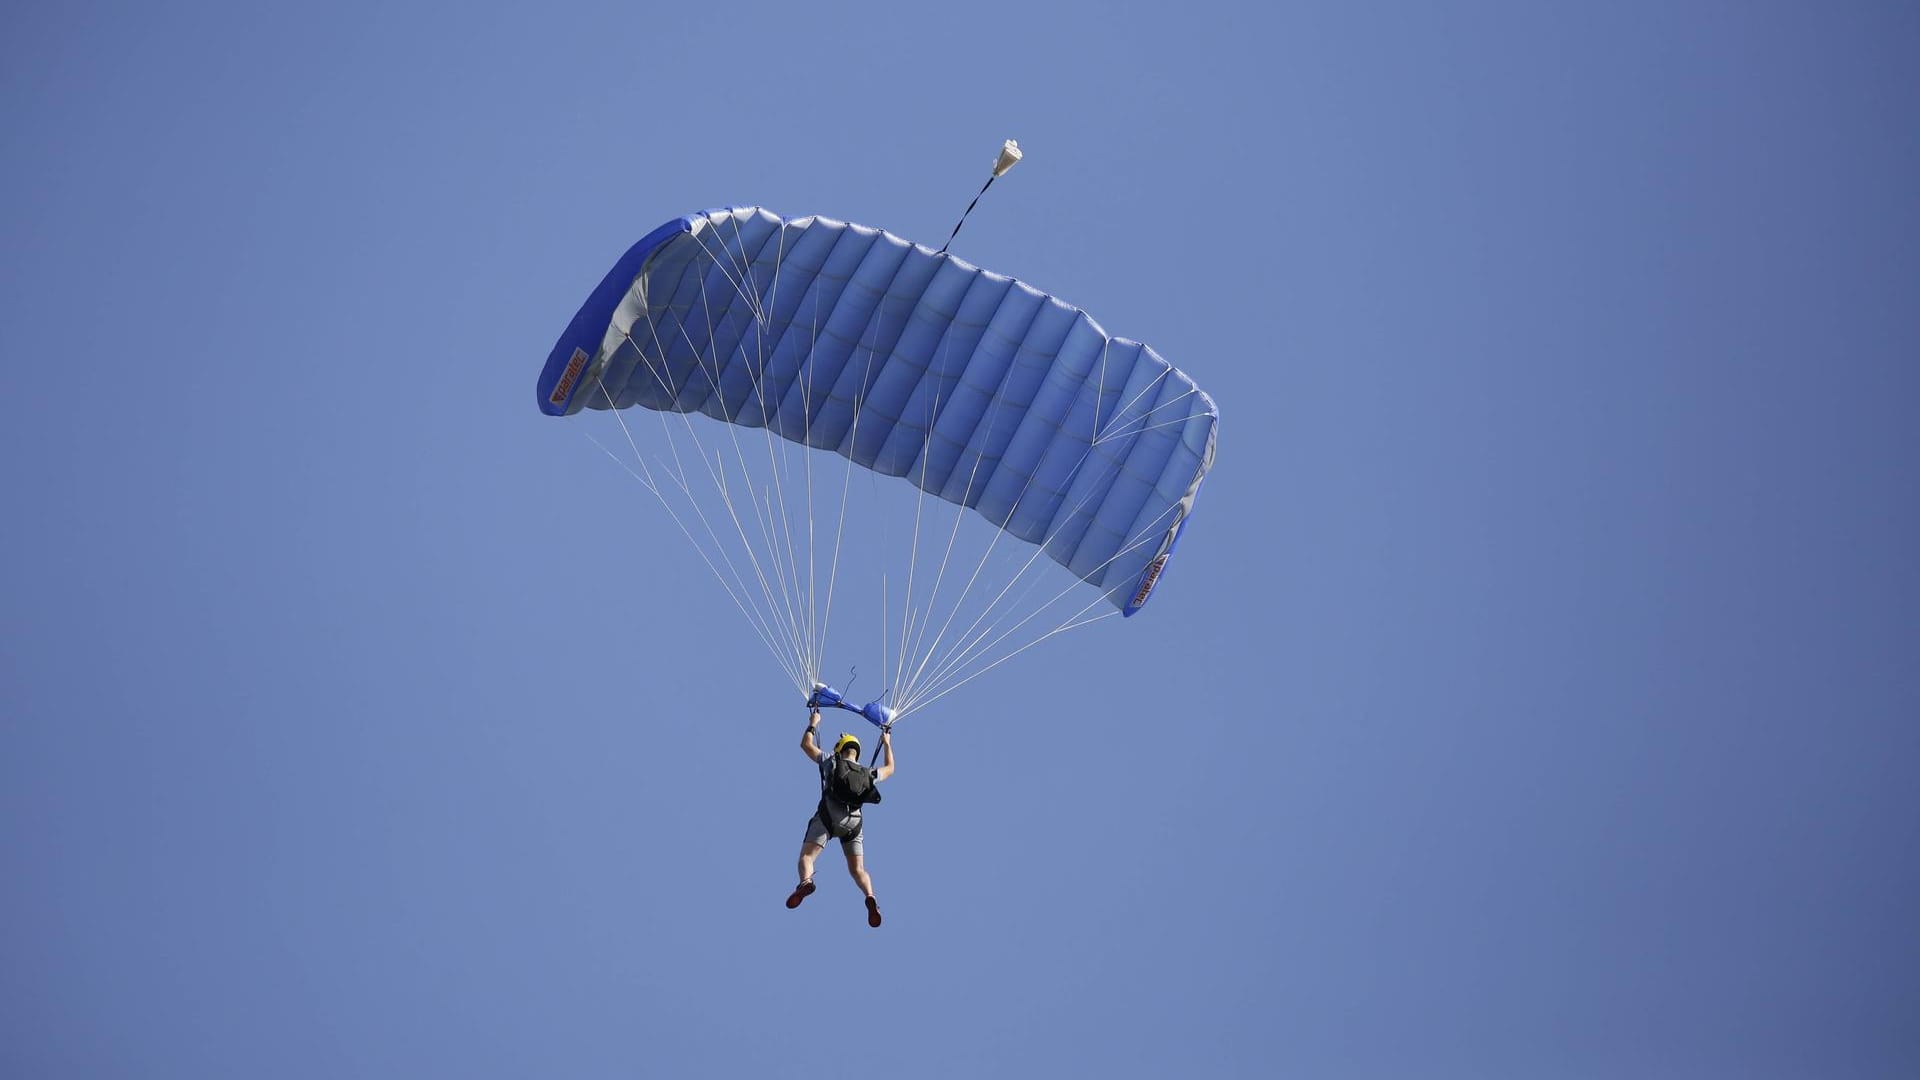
785, 880, 816, 909
865, 895, 883, 928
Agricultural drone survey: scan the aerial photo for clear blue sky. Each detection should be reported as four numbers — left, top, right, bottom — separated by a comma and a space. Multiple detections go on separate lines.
4, 2, 1917, 1076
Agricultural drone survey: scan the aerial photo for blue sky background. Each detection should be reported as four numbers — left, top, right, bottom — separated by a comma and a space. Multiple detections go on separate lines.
4, 2, 1917, 1077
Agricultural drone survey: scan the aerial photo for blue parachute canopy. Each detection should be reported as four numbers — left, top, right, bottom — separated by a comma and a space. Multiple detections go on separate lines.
539, 207, 1216, 615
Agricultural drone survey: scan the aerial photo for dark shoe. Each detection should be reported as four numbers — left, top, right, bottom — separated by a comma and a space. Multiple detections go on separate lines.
785, 880, 816, 909
865, 895, 883, 928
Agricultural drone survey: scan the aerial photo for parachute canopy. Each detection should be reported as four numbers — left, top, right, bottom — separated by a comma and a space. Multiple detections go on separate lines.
539, 207, 1216, 616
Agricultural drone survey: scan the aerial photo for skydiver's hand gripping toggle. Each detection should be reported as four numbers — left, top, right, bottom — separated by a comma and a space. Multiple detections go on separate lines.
808, 681, 895, 732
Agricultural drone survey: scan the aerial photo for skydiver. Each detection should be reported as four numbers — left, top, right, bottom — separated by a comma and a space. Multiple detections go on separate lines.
786, 707, 893, 927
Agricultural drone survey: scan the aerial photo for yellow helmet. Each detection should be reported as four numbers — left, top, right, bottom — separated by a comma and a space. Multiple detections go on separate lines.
832, 732, 862, 756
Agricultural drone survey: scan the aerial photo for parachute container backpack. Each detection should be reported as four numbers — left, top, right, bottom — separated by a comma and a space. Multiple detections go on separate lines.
539, 205, 1217, 725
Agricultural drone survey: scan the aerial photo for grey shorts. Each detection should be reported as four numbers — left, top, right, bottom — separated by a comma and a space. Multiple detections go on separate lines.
804, 811, 863, 855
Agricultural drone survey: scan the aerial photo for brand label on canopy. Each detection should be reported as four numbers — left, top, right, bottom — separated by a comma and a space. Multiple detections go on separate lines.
549, 348, 589, 407
1129, 554, 1170, 610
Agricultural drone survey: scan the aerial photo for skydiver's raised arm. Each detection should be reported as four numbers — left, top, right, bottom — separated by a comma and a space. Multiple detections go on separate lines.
874, 728, 895, 782
801, 708, 825, 763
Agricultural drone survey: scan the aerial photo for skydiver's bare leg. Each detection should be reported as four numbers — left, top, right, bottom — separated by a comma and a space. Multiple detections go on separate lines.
787, 842, 824, 909
848, 852, 881, 927
846, 851, 873, 898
